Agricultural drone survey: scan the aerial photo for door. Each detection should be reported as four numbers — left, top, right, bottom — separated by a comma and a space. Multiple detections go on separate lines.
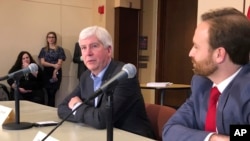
156, 0, 197, 107
114, 7, 140, 69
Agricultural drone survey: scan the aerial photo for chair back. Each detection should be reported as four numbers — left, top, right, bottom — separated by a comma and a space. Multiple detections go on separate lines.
145, 103, 176, 141
0, 83, 10, 101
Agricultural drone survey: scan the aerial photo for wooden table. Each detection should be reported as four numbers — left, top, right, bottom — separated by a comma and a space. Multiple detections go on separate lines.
140, 84, 191, 105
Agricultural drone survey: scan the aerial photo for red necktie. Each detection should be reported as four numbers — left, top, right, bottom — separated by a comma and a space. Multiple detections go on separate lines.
205, 87, 220, 132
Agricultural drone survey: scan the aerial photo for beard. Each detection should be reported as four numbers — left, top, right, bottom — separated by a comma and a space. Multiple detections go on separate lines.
191, 57, 217, 76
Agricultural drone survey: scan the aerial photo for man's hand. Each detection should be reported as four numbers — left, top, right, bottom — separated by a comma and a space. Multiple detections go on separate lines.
68, 96, 82, 109
209, 134, 229, 141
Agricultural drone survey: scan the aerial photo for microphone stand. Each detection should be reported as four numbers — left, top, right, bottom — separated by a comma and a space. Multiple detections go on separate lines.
2, 76, 33, 130
106, 91, 114, 141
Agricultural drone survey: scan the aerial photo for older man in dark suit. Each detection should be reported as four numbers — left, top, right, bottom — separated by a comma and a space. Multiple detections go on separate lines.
58, 26, 155, 139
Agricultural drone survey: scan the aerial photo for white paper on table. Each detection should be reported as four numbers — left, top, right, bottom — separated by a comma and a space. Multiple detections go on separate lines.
146, 82, 173, 87
33, 131, 59, 141
0, 105, 14, 125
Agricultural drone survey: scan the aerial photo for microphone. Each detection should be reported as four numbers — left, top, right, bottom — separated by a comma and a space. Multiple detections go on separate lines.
85, 63, 137, 101
41, 63, 137, 141
0, 63, 38, 81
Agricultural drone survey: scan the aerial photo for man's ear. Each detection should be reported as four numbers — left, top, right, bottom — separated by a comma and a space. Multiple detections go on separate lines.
216, 47, 226, 63
107, 46, 112, 52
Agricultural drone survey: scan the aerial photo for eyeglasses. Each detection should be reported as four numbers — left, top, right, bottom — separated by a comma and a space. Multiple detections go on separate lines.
47, 36, 55, 39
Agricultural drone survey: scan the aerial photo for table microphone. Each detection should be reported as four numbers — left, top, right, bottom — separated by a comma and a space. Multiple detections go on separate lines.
2, 63, 38, 130
41, 63, 137, 141
0, 63, 38, 81
85, 63, 137, 101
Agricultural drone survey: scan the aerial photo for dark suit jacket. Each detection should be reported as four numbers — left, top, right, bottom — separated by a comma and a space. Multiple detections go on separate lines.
163, 64, 250, 141
73, 42, 87, 79
58, 60, 155, 139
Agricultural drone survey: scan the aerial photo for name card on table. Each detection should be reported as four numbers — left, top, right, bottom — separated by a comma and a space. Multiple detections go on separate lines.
0, 105, 14, 125
33, 131, 59, 141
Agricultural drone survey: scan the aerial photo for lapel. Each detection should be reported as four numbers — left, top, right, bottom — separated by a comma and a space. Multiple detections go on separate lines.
83, 72, 95, 106
216, 83, 231, 133
216, 64, 250, 133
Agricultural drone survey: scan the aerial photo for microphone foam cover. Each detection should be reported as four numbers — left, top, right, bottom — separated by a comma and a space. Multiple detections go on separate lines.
122, 63, 137, 78
29, 63, 38, 73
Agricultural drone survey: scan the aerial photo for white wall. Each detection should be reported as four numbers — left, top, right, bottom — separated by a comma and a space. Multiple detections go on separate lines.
139, 0, 158, 103
0, 0, 94, 106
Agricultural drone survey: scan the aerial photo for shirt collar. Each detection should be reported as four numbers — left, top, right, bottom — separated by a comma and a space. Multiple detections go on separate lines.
214, 67, 242, 93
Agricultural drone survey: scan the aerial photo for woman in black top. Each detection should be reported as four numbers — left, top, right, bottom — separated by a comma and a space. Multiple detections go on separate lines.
38, 31, 66, 107
7, 51, 45, 104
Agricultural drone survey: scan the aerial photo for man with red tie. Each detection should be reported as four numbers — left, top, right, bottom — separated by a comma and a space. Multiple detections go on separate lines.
163, 7, 250, 141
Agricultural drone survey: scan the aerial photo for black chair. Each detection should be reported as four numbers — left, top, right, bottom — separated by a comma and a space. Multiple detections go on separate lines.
0, 83, 10, 101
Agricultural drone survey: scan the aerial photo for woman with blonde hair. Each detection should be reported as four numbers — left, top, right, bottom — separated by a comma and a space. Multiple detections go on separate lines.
38, 31, 66, 107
